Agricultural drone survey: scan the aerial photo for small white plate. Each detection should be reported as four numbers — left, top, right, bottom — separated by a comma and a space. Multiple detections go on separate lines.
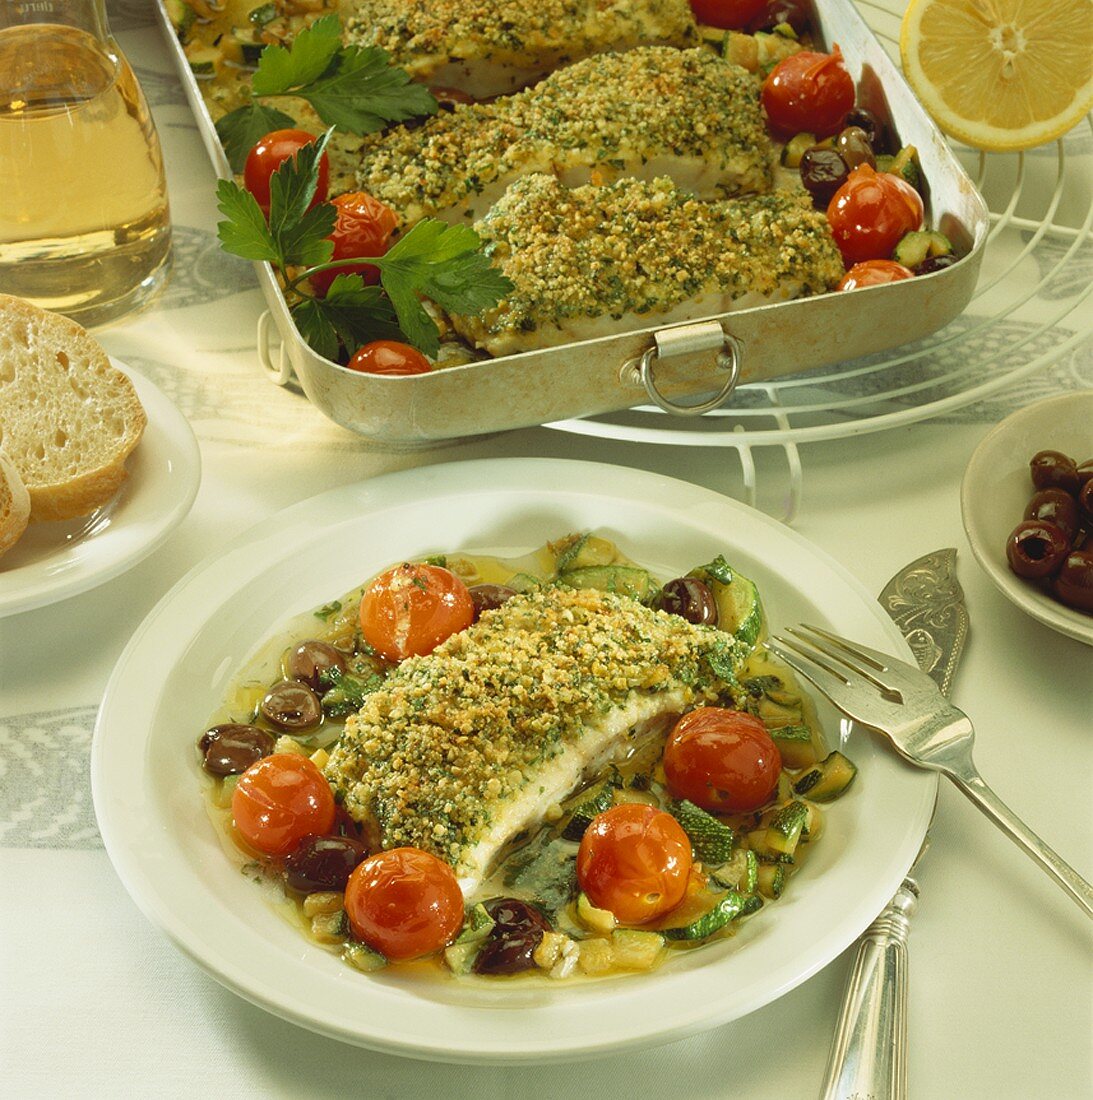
0, 361, 201, 617
92, 459, 935, 1063
961, 391, 1093, 648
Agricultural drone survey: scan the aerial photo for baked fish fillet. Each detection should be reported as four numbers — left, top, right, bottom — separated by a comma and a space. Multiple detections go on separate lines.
355, 47, 773, 226
343, 0, 697, 99
324, 586, 744, 895
450, 175, 845, 357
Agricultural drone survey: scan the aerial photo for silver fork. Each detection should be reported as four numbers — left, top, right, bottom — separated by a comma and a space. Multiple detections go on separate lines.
767, 624, 1093, 918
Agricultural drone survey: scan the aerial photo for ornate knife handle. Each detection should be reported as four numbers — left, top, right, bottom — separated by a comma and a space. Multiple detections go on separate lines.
819, 878, 919, 1100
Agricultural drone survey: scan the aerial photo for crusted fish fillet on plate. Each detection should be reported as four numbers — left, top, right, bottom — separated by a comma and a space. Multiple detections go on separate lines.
342, 0, 697, 99
324, 586, 745, 895
450, 175, 845, 357
356, 47, 773, 226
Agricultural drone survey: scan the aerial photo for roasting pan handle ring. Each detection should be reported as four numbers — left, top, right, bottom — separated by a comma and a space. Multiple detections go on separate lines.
635, 332, 742, 417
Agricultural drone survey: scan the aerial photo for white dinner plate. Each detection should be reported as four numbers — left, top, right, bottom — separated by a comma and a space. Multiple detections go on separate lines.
0, 361, 201, 617
961, 391, 1093, 648
92, 459, 935, 1063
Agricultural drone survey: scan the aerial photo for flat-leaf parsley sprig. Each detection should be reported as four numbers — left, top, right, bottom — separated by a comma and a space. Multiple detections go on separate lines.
215, 129, 513, 360
215, 15, 438, 171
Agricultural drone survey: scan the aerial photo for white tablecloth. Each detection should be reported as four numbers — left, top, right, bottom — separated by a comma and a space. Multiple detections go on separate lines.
2, 3, 1091, 1096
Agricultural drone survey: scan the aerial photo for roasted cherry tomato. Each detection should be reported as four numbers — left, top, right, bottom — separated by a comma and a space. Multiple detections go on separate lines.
837, 259, 915, 291
663, 708, 781, 813
688, 0, 767, 29
243, 129, 330, 215
826, 164, 924, 266
308, 191, 398, 297
231, 753, 336, 857
577, 803, 693, 925
761, 46, 855, 139
344, 847, 464, 960
346, 340, 431, 376
359, 562, 474, 661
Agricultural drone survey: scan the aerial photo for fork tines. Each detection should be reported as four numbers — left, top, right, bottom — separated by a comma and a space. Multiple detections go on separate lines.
765, 623, 943, 712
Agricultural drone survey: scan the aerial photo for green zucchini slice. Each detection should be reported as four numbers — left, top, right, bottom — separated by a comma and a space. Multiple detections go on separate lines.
769, 724, 818, 769
663, 890, 748, 941
765, 800, 809, 860
561, 768, 623, 840
670, 799, 735, 864
711, 848, 758, 894
793, 751, 859, 802
559, 565, 656, 603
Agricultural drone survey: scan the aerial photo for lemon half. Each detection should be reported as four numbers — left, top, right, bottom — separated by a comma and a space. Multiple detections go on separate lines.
900, 0, 1093, 151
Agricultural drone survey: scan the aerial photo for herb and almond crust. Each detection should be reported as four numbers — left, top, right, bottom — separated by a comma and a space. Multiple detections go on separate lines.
354, 47, 774, 225
451, 175, 845, 355
344, 0, 698, 94
324, 586, 746, 891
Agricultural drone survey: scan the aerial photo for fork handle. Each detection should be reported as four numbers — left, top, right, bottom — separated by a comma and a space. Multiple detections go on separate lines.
819, 878, 917, 1100
954, 770, 1093, 918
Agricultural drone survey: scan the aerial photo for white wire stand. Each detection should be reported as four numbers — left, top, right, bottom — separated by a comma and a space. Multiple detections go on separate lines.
546, 64, 1093, 523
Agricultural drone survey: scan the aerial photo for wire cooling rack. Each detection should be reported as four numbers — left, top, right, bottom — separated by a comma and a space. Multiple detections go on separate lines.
546, 4, 1093, 522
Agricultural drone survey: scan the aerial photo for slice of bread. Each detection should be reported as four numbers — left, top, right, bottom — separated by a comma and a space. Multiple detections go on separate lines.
0, 449, 30, 557
0, 294, 146, 522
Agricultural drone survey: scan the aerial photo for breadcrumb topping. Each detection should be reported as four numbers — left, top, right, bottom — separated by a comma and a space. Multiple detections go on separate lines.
344, 0, 697, 77
452, 175, 845, 348
355, 47, 772, 222
325, 586, 743, 869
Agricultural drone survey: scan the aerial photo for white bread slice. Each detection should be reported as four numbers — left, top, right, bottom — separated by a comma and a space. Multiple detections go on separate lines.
0, 294, 146, 522
0, 449, 30, 557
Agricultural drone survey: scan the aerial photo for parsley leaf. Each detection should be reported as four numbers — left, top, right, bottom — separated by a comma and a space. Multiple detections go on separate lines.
215, 103, 298, 173
215, 179, 278, 262
251, 14, 342, 96
246, 128, 333, 268
249, 15, 435, 135
376, 220, 513, 355
292, 274, 402, 361
296, 45, 438, 133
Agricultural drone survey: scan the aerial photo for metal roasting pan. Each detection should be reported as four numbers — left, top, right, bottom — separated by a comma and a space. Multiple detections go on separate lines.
155, 0, 990, 447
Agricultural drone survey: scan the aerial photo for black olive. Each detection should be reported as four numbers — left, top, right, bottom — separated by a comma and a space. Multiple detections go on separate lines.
472, 897, 551, 975
1076, 459, 1093, 490
1024, 488, 1080, 542
799, 147, 849, 209
285, 640, 346, 690
468, 583, 518, 621
748, 0, 810, 34
1079, 480, 1093, 525
915, 254, 958, 275
835, 126, 876, 170
653, 578, 718, 626
1006, 520, 1071, 580
1030, 450, 1079, 494
198, 724, 274, 776
843, 106, 886, 151
284, 834, 370, 892
259, 680, 323, 731
1054, 550, 1093, 613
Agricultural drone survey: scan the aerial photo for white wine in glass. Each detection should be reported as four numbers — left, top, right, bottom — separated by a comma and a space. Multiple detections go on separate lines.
0, 2, 171, 326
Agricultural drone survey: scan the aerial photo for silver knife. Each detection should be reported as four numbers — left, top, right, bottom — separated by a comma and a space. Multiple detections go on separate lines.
819, 549, 969, 1100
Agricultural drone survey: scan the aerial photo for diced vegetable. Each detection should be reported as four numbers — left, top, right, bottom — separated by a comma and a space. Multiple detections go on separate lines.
893, 230, 953, 268
576, 892, 617, 934
670, 799, 735, 864
507, 571, 544, 592
793, 750, 859, 802
687, 557, 764, 647
560, 565, 657, 603
756, 862, 786, 899
663, 890, 748, 941
454, 903, 495, 945
781, 132, 816, 168
610, 929, 664, 971
552, 533, 619, 572
249, 2, 278, 26
765, 800, 809, 860
769, 723, 819, 768
562, 768, 623, 840
343, 942, 386, 972
167, 0, 197, 39
711, 847, 758, 894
